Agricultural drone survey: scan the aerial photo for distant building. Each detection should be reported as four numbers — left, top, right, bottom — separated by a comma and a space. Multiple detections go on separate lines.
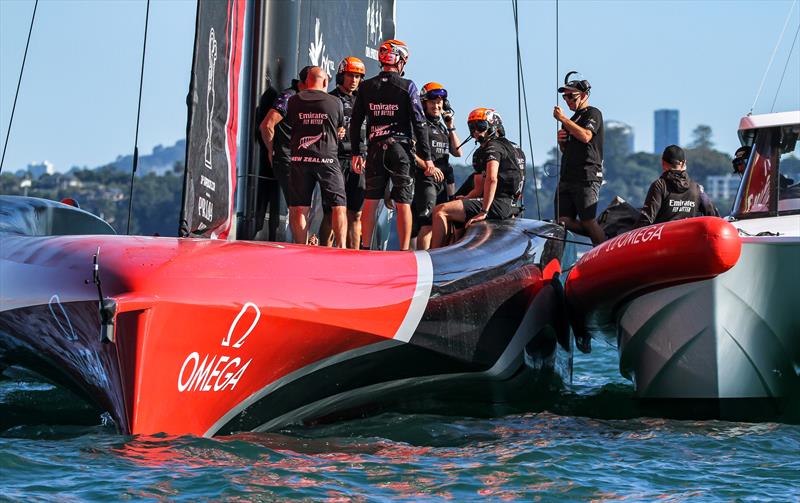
27, 160, 55, 179
605, 120, 635, 156
654, 109, 679, 153
705, 174, 741, 202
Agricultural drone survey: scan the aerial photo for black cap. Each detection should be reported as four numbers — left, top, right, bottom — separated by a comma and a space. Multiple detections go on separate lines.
558, 81, 584, 93
734, 145, 751, 160
298, 65, 314, 82
662, 145, 686, 165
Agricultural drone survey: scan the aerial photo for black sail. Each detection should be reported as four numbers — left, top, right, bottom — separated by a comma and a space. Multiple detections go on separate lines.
180, 0, 246, 239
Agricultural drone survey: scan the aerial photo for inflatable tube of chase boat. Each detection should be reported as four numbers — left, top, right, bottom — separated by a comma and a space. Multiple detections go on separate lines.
565, 217, 741, 348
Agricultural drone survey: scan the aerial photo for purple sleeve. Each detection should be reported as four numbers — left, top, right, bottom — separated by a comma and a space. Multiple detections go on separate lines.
408, 81, 431, 160
272, 90, 293, 117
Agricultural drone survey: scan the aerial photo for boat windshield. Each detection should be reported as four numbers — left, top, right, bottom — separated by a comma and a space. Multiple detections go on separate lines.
732, 125, 800, 218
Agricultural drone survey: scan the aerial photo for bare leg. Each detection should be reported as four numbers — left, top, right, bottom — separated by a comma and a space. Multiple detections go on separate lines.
430, 200, 466, 249
395, 202, 412, 250
331, 206, 347, 249
289, 206, 311, 244
360, 199, 380, 249
581, 218, 607, 245
347, 210, 362, 249
319, 210, 334, 246
557, 216, 584, 235
416, 225, 432, 251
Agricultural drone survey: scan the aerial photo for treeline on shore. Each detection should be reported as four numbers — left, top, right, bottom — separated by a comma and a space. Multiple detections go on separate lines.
4, 124, 785, 236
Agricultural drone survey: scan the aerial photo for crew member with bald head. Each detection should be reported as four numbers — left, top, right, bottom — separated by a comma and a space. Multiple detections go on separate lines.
285, 67, 347, 246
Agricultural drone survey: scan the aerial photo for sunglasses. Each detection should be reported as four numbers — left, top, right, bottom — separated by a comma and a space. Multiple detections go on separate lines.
562, 93, 580, 101
423, 88, 448, 100
468, 120, 489, 132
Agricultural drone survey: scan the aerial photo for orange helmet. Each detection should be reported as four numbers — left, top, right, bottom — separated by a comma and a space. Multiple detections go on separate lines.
420, 82, 447, 101
467, 108, 503, 137
378, 39, 409, 66
337, 56, 366, 77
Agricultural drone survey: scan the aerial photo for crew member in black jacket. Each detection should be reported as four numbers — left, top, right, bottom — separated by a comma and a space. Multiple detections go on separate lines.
319, 57, 367, 249
285, 67, 347, 247
637, 145, 718, 227
350, 39, 436, 251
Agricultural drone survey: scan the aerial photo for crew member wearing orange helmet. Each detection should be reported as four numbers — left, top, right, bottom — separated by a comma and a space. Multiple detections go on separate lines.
430, 108, 526, 249
412, 82, 463, 250
350, 39, 435, 251
319, 57, 367, 248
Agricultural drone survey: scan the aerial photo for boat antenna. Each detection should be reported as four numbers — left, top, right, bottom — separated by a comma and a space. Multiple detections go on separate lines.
511, 0, 541, 219
749, 0, 797, 115
771, 22, 800, 113
0, 0, 39, 174
126, 0, 151, 235
554, 0, 561, 223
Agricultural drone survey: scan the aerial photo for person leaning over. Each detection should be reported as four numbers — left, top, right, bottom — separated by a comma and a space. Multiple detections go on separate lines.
285, 67, 347, 246
349, 39, 435, 251
412, 82, 463, 250
259, 66, 312, 207
637, 145, 718, 227
430, 108, 525, 249
318, 57, 368, 249
552, 75, 606, 245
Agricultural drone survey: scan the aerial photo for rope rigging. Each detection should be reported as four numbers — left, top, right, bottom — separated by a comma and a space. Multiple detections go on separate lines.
750, 0, 797, 114
1, 0, 39, 174
126, 0, 152, 235
771, 20, 800, 113
511, 0, 542, 220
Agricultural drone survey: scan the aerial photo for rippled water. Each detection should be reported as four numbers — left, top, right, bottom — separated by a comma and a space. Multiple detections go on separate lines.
2, 344, 798, 501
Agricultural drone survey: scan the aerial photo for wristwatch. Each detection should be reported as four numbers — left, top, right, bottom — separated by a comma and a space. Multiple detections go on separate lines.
447, 127, 456, 132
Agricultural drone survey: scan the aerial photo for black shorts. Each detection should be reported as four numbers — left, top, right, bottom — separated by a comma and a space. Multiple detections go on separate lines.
441, 164, 455, 185
365, 140, 414, 205
556, 180, 600, 221
462, 197, 515, 221
288, 159, 346, 208
271, 155, 291, 199
411, 171, 445, 233
324, 158, 365, 213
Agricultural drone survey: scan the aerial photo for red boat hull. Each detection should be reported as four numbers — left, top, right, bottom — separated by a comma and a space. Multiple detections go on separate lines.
565, 217, 742, 346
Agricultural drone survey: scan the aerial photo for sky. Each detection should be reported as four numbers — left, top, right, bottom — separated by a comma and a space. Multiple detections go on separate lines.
1, 0, 799, 174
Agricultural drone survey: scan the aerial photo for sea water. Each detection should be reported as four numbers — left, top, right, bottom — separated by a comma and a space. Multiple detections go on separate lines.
1, 343, 798, 501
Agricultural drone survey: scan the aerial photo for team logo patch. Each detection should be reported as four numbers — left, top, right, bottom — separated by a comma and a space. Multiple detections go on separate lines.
299, 133, 323, 150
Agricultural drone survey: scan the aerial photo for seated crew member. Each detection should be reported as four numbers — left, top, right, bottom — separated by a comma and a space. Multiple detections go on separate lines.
412, 82, 463, 250
319, 57, 367, 249
349, 39, 436, 251
259, 67, 313, 207
430, 108, 526, 249
285, 67, 347, 247
637, 144, 718, 227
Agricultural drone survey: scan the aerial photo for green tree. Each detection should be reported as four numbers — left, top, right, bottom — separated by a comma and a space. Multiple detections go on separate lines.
690, 125, 714, 149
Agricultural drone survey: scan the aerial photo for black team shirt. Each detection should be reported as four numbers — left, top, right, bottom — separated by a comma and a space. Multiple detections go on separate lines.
560, 106, 604, 183
472, 137, 526, 203
426, 116, 450, 171
329, 87, 366, 158
286, 90, 344, 164
350, 71, 431, 160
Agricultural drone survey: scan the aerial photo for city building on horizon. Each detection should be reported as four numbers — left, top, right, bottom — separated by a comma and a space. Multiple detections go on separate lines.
605, 120, 635, 156
654, 109, 679, 154
27, 160, 55, 179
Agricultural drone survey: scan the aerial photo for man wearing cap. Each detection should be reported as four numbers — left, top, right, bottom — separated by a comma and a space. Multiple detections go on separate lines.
553, 76, 606, 245
637, 145, 718, 227
260, 66, 313, 210
350, 39, 436, 251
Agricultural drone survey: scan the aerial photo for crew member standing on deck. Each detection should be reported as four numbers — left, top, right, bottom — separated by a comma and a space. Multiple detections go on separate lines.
350, 39, 435, 251
319, 57, 367, 249
259, 66, 313, 208
285, 67, 347, 247
553, 72, 606, 245
412, 82, 463, 250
